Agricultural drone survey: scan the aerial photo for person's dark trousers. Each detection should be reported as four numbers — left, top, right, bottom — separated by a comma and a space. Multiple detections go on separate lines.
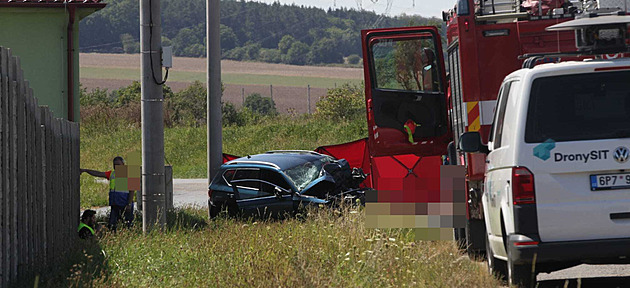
108, 204, 134, 231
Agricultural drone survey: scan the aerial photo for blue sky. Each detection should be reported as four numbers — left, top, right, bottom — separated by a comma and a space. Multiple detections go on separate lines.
255, 0, 456, 18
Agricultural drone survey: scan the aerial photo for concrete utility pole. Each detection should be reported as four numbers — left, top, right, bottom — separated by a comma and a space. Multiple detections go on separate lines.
207, 0, 222, 185
140, 0, 166, 231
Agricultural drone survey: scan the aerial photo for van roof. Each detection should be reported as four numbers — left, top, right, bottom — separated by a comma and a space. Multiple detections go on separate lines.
507, 57, 630, 80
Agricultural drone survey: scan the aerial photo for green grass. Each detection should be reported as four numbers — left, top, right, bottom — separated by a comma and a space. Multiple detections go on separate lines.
39, 207, 500, 287
80, 67, 361, 89
80, 115, 367, 208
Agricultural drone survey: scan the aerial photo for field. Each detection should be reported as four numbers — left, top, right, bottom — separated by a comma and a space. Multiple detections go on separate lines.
40, 206, 500, 287
79, 53, 363, 114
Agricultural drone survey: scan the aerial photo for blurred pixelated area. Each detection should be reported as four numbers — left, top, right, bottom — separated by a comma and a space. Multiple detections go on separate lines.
114, 151, 142, 191
365, 165, 466, 240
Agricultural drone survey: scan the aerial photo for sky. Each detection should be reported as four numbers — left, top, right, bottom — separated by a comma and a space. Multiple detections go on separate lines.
255, 0, 457, 18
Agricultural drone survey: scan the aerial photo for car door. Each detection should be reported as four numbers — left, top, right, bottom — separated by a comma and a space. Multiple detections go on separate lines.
234, 168, 294, 218
361, 26, 450, 157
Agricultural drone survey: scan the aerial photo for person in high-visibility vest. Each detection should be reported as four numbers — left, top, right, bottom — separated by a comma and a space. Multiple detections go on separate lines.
78, 209, 97, 239
81, 156, 135, 231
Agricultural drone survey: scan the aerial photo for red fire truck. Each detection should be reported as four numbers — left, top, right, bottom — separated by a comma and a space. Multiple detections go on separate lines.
442, 0, 585, 255
312, 0, 628, 256
328, 0, 628, 255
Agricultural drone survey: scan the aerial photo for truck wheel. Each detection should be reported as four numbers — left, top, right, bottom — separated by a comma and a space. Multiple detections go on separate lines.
486, 233, 507, 281
507, 247, 534, 287
466, 218, 486, 257
454, 227, 466, 250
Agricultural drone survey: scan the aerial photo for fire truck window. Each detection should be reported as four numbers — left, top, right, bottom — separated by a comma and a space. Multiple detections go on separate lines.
372, 38, 441, 92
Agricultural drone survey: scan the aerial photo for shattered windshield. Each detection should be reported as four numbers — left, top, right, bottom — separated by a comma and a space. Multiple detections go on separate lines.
282, 157, 332, 191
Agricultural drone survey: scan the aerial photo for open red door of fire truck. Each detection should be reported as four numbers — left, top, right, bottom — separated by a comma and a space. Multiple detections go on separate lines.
361, 26, 451, 158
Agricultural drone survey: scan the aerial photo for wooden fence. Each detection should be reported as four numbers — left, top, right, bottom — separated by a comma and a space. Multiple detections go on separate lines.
0, 47, 80, 286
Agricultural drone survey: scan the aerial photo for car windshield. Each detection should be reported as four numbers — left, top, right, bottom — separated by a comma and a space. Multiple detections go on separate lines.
282, 157, 331, 191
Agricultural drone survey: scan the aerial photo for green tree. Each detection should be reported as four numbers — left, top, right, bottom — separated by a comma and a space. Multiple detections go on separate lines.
220, 24, 239, 52
120, 33, 139, 54
284, 41, 309, 65
259, 48, 282, 63
162, 36, 173, 48
277, 35, 295, 54
346, 54, 361, 65
244, 93, 277, 115
173, 28, 201, 56
308, 37, 343, 64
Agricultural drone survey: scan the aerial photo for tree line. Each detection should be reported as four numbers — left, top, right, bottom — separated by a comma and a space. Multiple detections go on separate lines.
79, 0, 442, 65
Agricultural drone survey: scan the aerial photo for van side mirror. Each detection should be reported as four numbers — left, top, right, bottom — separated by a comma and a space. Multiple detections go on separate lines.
459, 132, 489, 154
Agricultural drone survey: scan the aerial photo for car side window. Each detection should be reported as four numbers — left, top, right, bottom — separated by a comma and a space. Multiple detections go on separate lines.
492, 81, 513, 149
260, 169, 292, 194
232, 169, 261, 190
222, 169, 236, 184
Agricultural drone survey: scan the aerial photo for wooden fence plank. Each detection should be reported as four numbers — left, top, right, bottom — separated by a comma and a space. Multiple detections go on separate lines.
39, 107, 47, 267
0, 46, 6, 288
8, 53, 18, 282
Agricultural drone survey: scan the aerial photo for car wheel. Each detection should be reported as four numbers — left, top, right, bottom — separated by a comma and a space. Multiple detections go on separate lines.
507, 245, 534, 288
485, 233, 507, 281
208, 203, 220, 219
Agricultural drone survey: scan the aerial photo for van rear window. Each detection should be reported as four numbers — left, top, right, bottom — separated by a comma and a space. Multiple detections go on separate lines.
525, 71, 630, 143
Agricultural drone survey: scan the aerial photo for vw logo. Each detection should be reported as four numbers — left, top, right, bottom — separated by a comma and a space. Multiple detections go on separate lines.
614, 147, 630, 164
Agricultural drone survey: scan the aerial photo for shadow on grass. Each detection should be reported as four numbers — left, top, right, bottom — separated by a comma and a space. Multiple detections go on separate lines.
15, 237, 110, 287
166, 207, 208, 230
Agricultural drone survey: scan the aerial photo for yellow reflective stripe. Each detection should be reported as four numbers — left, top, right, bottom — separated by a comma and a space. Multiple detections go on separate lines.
466, 102, 481, 132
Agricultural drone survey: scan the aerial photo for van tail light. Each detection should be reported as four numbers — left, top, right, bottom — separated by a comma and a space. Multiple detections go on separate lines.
208, 188, 213, 198
512, 167, 535, 205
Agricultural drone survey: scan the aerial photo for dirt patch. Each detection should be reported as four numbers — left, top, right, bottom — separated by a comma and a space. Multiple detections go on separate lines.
80, 78, 328, 115
80, 53, 363, 79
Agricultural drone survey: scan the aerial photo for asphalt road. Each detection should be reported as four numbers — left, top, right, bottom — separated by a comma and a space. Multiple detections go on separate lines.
96, 178, 630, 287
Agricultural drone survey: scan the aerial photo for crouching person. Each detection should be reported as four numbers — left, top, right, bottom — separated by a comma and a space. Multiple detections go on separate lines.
78, 209, 99, 239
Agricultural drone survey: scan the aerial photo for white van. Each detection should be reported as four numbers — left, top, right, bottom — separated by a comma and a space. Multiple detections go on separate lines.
460, 58, 630, 287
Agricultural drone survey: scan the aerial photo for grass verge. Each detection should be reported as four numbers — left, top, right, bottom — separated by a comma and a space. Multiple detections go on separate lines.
80, 115, 367, 208
79, 67, 361, 89
40, 206, 500, 287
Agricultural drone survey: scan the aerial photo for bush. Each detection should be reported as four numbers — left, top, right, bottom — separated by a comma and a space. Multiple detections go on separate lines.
316, 83, 365, 121
346, 54, 361, 65
80, 84, 112, 106
222, 101, 245, 126
244, 93, 277, 116
172, 80, 207, 126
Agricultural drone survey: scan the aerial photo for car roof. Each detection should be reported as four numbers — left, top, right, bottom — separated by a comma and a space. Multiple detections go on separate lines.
225, 151, 329, 171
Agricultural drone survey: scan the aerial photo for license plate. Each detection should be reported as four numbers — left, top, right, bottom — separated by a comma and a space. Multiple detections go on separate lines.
590, 173, 630, 191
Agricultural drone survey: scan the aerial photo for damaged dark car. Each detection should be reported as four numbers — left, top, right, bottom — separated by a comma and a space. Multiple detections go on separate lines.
207, 151, 366, 219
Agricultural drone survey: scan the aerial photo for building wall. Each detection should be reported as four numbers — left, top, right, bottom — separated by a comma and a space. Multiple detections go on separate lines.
0, 7, 83, 121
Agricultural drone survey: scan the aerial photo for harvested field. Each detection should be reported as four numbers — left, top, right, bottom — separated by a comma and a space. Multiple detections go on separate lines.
80, 53, 363, 79
80, 79, 328, 114
80, 53, 358, 114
